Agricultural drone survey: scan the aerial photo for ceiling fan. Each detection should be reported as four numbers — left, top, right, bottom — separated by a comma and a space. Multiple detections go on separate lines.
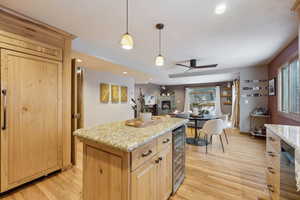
176, 59, 218, 72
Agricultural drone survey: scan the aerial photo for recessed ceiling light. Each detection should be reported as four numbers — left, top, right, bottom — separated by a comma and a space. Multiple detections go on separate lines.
76, 59, 83, 63
123, 71, 128, 74
215, 3, 227, 15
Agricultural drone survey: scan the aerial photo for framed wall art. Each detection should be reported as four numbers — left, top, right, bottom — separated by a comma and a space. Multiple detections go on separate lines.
111, 85, 120, 103
268, 78, 276, 96
121, 86, 128, 103
100, 83, 109, 103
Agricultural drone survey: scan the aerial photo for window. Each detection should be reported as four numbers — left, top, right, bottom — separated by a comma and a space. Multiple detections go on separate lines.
278, 57, 300, 117
189, 87, 216, 114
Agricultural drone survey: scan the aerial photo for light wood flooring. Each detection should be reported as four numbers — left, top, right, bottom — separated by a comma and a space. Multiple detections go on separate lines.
0, 129, 268, 200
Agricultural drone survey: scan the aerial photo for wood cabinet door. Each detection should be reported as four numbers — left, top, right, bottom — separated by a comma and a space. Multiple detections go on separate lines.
157, 146, 172, 200
84, 145, 122, 200
131, 158, 157, 200
0, 49, 63, 191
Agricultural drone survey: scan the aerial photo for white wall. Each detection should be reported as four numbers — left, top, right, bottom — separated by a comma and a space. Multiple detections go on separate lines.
239, 65, 269, 132
135, 84, 161, 99
84, 68, 135, 128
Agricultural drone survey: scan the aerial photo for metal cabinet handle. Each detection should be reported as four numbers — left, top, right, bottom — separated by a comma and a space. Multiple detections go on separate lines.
155, 157, 163, 164
142, 150, 152, 157
268, 137, 275, 141
162, 138, 170, 144
72, 113, 81, 119
2, 89, 7, 130
267, 151, 276, 157
267, 184, 274, 193
267, 167, 275, 174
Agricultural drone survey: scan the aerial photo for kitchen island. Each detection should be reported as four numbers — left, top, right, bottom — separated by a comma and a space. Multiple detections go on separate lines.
74, 117, 188, 200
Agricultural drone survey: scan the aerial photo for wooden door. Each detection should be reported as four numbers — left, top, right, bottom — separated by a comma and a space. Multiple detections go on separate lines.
157, 146, 172, 200
83, 145, 122, 200
0, 49, 62, 191
131, 158, 157, 200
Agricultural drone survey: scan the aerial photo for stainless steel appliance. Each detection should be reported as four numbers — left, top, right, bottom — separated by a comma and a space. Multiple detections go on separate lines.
280, 140, 300, 199
172, 125, 186, 194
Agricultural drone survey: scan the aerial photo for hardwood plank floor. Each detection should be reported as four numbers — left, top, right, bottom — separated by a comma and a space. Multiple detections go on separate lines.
0, 129, 268, 200
171, 129, 268, 200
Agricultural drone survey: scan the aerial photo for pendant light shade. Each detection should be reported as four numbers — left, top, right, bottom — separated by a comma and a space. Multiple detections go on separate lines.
120, 0, 134, 50
120, 33, 133, 50
155, 23, 165, 66
155, 55, 164, 66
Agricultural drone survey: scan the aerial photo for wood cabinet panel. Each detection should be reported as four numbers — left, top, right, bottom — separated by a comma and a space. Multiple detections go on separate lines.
267, 130, 280, 153
0, 30, 63, 61
84, 145, 122, 200
131, 157, 157, 200
0, 49, 62, 191
157, 145, 172, 200
266, 130, 280, 200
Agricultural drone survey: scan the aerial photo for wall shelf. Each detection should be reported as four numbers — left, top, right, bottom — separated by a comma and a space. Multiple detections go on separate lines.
221, 94, 232, 97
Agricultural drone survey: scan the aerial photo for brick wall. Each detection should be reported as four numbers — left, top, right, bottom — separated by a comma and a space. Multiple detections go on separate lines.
268, 38, 299, 125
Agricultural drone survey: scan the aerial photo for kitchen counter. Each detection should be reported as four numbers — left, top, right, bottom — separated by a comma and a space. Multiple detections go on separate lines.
74, 117, 188, 152
265, 124, 300, 149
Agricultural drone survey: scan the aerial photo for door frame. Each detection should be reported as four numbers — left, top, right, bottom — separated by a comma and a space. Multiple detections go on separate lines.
71, 58, 85, 165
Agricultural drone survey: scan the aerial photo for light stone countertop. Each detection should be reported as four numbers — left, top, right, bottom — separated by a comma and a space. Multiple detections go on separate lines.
265, 124, 300, 149
74, 117, 188, 152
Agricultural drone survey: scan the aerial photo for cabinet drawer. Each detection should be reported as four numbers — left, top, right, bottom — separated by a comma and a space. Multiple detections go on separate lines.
157, 132, 172, 152
131, 140, 157, 171
266, 167, 280, 200
267, 131, 280, 153
266, 148, 280, 170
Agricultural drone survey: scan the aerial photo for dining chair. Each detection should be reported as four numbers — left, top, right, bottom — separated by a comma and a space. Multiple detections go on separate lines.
202, 119, 226, 153
219, 114, 231, 144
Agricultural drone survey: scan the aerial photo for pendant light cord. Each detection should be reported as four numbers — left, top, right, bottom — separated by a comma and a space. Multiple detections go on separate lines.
159, 29, 161, 55
126, 0, 129, 33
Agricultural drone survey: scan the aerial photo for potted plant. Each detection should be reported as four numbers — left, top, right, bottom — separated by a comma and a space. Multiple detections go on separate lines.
138, 88, 152, 121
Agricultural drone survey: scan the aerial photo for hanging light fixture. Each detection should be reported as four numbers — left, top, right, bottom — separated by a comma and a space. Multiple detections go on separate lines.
120, 0, 134, 50
155, 23, 165, 66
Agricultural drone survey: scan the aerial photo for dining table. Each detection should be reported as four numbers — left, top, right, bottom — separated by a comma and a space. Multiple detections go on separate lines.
173, 114, 221, 146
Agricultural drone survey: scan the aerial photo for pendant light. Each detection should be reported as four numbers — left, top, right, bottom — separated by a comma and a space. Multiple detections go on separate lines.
120, 0, 134, 50
155, 23, 165, 66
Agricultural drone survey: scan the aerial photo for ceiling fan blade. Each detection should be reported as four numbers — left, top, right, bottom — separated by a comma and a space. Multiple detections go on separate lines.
184, 68, 193, 72
194, 64, 218, 68
176, 63, 189, 68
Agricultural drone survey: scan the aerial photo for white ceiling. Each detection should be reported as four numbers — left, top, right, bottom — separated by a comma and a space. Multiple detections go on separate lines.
1, 0, 298, 85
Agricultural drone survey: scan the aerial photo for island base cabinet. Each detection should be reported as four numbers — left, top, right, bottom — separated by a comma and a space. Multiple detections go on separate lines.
81, 132, 173, 200
131, 145, 172, 200
83, 145, 122, 200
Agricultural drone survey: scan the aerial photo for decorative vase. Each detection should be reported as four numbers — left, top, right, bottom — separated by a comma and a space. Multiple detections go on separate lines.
140, 112, 152, 122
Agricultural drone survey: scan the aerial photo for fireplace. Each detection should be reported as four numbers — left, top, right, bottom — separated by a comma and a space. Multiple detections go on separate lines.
157, 96, 175, 115
162, 100, 171, 110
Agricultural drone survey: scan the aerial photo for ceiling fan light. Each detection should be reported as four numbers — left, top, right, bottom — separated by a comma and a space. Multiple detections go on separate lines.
120, 33, 134, 50
155, 55, 164, 66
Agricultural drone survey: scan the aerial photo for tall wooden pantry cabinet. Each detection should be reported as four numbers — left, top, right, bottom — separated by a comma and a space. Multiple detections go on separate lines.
0, 7, 75, 192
